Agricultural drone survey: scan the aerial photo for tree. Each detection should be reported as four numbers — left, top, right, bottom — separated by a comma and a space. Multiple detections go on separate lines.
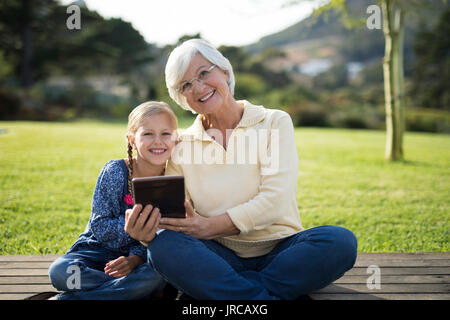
0, 0, 59, 87
412, 8, 450, 111
381, 0, 405, 160
0, 1, 155, 84
285, 0, 444, 161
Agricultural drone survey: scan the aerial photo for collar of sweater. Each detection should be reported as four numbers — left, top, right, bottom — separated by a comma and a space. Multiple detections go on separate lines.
179, 100, 266, 142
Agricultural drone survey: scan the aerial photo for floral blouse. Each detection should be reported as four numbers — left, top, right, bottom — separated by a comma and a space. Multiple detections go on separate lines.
68, 159, 146, 260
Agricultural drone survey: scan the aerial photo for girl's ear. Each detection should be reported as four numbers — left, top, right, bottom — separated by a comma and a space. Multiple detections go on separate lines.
173, 130, 180, 145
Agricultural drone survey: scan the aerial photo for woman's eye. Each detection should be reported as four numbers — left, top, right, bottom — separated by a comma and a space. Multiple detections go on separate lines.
182, 82, 192, 91
198, 70, 209, 79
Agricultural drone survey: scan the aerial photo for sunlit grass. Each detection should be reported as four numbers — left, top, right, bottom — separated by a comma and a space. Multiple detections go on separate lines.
0, 121, 448, 254
296, 128, 449, 252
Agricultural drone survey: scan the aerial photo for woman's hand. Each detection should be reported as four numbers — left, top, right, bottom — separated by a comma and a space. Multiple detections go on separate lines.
158, 200, 239, 239
158, 200, 211, 239
124, 204, 161, 243
104, 255, 144, 278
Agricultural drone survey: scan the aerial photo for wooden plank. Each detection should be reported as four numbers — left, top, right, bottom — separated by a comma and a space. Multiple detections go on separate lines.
0, 259, 448, 269
0, 267, 449, 277
334, 275, 450, 284
3, 293, 449, 301
0, 253, 447, 262
310, 293, 450, 300
0, 255, 60, 262
0, 276, 50, 284
0, 284, 56, 293
354, 259, 450, 267
343, 267, 450, 275
1, 255, 448, 264
355, 253, 450, 260
2, 275, 447, 285
0, 269, 49, 276
0, 253, 448, 301
0, 262, 53, 269
315, 283, 450, 294
1, 261, 448, 269
0, 293, 41, 300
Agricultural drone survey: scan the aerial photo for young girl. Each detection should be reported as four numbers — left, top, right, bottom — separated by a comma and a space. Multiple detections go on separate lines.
48, 101, 178, 300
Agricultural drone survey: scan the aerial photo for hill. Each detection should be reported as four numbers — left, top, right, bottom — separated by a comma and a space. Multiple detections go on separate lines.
244, 0, 442, 73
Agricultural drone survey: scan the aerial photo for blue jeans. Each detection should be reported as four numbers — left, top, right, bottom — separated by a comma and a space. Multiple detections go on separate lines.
48, 244, 165, 300
147, 225, 357, 300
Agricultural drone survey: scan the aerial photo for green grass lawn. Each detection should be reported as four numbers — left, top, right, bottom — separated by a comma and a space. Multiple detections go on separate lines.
0, 120, 449, 254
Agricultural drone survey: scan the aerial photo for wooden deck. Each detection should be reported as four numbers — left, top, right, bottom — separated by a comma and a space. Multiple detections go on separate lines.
0, 253, 449, 300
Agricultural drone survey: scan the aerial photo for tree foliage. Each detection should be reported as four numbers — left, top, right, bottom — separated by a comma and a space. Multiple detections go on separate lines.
0, 0, 155, 85
412, 8, 450, 110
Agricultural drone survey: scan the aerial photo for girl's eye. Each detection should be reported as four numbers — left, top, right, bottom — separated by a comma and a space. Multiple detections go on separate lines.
144, 132, 153, 136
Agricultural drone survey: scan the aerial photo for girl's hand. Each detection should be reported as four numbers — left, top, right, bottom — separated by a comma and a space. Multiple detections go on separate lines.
158, 200, 214, 239
104, 255, 143, 278
124, 204, 161, 243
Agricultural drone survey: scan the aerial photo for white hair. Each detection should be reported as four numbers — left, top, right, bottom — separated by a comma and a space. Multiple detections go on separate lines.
165, 38, 235, 113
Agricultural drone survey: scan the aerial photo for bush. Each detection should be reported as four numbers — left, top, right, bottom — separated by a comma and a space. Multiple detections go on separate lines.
257, 85, 319, 110
336, 114, 370, 129
0, 89, 21, 120
234, 73, 267, 100
327, 105, 385, 130
406, 108, 450, 133
287, 103, 330, 127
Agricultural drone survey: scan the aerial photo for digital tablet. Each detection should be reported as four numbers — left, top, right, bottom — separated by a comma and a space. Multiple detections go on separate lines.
132, 175, 185, 218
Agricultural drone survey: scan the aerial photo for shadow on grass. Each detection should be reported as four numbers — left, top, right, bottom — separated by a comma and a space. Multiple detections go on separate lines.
393, 159, 436, 168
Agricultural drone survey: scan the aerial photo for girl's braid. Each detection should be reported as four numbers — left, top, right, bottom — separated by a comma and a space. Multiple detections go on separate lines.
127, 141, 133, 195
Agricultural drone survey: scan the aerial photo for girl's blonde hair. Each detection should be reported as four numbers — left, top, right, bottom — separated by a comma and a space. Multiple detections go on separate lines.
126, 101, 178, 194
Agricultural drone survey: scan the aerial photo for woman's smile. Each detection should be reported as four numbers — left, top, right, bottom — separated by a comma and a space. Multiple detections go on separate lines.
199, 90, 215, 103
180, 54, 232, 115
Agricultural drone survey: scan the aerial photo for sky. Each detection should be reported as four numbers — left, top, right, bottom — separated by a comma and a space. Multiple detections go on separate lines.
60, 0, 318, 47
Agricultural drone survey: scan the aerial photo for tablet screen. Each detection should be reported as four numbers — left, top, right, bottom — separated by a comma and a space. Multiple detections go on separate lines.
132, 175, 185, 218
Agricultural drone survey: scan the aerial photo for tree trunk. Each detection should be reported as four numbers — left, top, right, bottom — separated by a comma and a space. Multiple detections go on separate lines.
20, 0, 33, 88
395, 8, 405, 156
381, 0, 405, 161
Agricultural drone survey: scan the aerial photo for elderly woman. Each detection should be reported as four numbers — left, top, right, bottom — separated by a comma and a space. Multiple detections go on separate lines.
125, 39, 357, 300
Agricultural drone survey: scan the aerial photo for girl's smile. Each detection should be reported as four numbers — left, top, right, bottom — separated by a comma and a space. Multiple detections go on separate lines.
149, 148, 167, 155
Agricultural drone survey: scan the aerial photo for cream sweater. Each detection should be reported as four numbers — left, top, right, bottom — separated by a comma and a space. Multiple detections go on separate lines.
166, 100, 303, 257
